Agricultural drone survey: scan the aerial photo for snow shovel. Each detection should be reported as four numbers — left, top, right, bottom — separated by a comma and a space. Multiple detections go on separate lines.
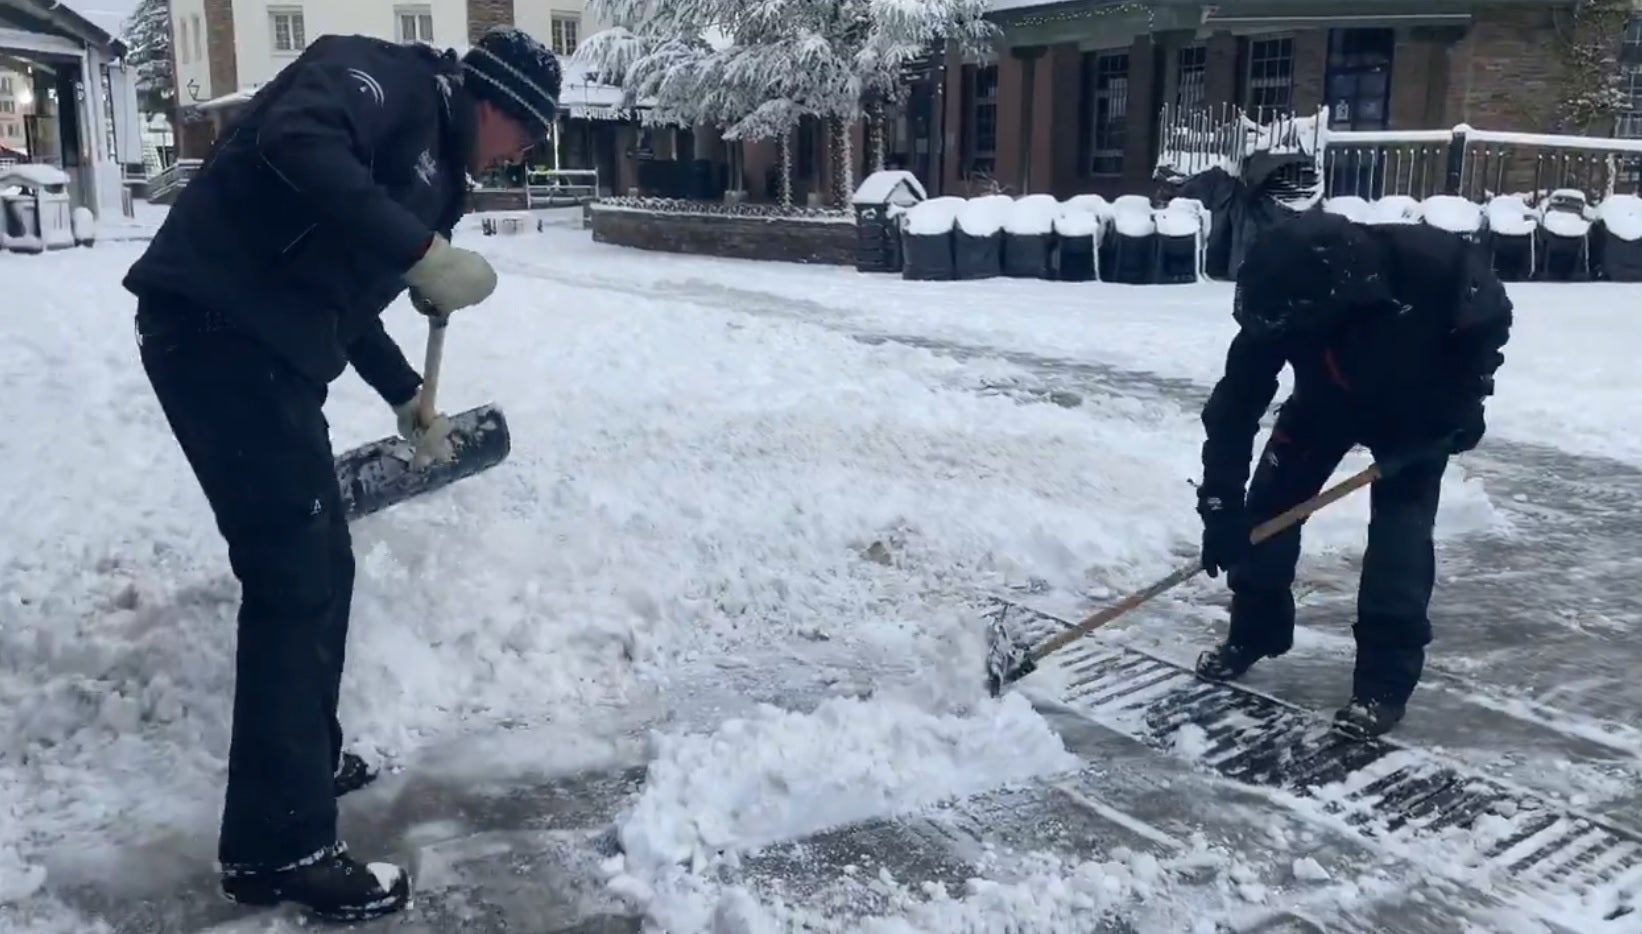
334, 313, 511, 522
985, 444, 1451, 697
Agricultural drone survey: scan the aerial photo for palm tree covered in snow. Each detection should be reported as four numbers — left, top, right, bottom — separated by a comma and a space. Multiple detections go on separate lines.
572, 0, 996, 207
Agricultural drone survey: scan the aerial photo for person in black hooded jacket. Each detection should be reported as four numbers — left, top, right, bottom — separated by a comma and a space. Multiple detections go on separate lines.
1192, 208, 1512, 739
123, 27, 560, 921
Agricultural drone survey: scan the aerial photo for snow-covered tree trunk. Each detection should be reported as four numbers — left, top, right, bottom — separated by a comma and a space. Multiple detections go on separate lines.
829, 115, 853, 208
870, 103, 886, 173
779, 131, 794, 209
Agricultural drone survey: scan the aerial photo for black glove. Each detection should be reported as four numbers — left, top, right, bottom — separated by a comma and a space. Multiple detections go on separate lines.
1442, 397, 1486, 454
1197, 490, 1250, 578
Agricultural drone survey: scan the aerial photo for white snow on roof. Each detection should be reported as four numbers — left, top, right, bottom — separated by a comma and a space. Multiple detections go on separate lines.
851, 170, 926, 206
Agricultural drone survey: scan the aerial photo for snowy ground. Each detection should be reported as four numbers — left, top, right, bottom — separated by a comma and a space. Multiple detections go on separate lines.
0, 207, 1637, 933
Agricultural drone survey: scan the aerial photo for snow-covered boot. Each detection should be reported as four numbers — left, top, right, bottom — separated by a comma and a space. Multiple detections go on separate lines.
1195, 642, 1267, 682
333, 752, 377, 798
1333, 697, 1405, 739
221, 842, 411, 922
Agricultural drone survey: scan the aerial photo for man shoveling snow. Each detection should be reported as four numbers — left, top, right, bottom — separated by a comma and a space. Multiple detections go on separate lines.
1193, 209, 1512, 738
121, 27, 560, 922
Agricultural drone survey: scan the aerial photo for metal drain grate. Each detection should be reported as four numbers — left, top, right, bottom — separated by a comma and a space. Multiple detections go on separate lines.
984, 598, 1642, 917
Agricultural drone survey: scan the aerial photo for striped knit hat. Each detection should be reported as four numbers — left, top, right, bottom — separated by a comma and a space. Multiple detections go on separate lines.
462, 27, 561, 140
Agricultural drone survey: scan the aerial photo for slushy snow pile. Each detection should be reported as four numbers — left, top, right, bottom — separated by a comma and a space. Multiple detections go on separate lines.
607, 691, 1080, 907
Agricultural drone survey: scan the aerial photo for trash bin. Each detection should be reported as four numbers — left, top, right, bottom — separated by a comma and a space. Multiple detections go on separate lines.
852, 170, 927, 273
901, 196, 965, 280
1, 193, 41, 254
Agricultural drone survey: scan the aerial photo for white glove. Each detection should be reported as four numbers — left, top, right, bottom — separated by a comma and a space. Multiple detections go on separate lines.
403, 235, 497, 316
394, 392, 454, 464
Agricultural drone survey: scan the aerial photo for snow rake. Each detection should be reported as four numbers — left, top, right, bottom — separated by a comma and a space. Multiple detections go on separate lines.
335, 313, 511, 521
985, 445, 1449, 697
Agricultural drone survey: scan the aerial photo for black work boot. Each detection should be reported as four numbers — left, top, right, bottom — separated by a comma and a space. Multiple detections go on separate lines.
1335, 645, 1424, 739
333, 752, 378, 798
1195, 642, 1269, 682
1333, 697, 1406, 739
221, 842, 412, 922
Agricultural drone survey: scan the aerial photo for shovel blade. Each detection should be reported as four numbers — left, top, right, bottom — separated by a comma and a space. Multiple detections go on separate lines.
335, 403, 511, 522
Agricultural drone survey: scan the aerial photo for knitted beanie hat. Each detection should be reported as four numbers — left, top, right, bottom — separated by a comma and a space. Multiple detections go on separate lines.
461, 27, 561, 140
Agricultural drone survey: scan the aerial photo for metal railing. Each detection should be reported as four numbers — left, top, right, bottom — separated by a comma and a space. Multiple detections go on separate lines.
1157, 105, 1642, 205
146, 158, 202, 205
525, 168, 600, 207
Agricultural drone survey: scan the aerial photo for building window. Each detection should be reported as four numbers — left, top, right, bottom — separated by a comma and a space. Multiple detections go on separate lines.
1246, 36, 1294, 120
551, 15, 580, 56
270, 9, 306, 54
0, 101, 12, 114
191, 14, 202, 62
1176, 45, 1206, 111
962, 63, 998, 175
0, 77, 11, 94
396, 6, 434, 44
177, 19, 189, 64
1082, 50, 1129, 176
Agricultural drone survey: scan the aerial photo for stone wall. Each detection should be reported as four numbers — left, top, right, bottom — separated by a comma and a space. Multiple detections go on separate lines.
589, 205, 857, 265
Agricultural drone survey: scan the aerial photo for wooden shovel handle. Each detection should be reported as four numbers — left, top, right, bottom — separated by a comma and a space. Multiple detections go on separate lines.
1025, 462, 1385, 664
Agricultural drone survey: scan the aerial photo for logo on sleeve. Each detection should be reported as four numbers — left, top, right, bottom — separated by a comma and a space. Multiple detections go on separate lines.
348, 68, 385, 105
415, 149, 438, 186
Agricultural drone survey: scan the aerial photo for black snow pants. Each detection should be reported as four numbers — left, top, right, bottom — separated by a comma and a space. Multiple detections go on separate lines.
1226, 401, 1447, 706
135, 292, 353, 871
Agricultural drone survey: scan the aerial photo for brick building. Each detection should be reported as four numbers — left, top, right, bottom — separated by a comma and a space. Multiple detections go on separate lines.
933, 0, 1642, 200
169, 0, 631, 194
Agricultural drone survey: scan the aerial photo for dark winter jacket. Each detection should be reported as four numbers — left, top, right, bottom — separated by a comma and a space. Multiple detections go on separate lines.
1199, 217, 1513, 497
123, 35, 478, 406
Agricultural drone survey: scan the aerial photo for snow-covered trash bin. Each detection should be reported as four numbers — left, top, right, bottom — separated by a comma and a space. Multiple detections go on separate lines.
36, 188, 74, 251
1421, 195, 1483, 242
1484, 195, 1537, 281
0, 191, 41, 254
1002, 194, 1058, 279
1365, 195, 1422, 225
955, 194, 1011, 279
1102, 195, 1157, 284
1591, 193, 1642, 281
901, 196, 964, 280
852, 170, 926, 274
1052, 207, 1100, 281
0, 163, 75, 254
1536, 188, 1592, 281
1322, 196, 1370, 223
1155, 198, 1209, 284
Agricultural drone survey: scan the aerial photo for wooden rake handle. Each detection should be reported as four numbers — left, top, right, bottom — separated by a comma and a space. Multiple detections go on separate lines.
1024, 461, 1386, 666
